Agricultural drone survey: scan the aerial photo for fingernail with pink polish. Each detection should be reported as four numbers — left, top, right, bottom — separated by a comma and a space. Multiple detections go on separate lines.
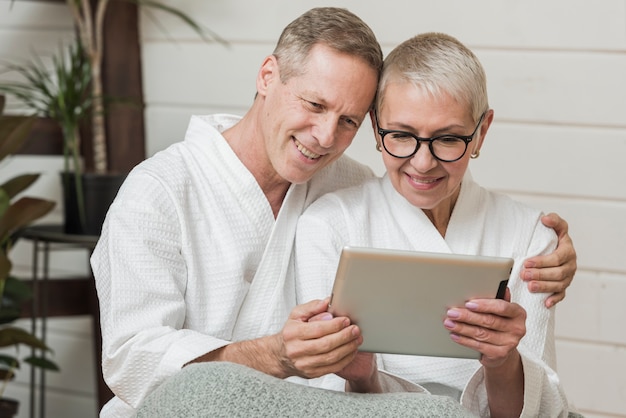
446, 309, 460, 318
465, 301, 479, 310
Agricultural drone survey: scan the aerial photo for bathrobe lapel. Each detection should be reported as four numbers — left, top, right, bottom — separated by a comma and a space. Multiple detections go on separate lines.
232, 183, 307, 340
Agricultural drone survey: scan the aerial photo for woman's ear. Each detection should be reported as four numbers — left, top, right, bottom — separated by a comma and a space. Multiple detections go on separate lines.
472, 108, 494, 156
369, 110, 382, 152
256, 55, 279, 97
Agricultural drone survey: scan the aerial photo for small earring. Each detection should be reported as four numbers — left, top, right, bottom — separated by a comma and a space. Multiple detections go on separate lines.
470, 150, 480, 159
376, 143, 382, 152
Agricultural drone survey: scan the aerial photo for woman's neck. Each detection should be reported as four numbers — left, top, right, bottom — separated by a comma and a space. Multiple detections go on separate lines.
421, 186, 461, 237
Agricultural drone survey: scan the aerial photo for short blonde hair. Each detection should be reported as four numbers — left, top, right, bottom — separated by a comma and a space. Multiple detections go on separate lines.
377, 32, 488, 121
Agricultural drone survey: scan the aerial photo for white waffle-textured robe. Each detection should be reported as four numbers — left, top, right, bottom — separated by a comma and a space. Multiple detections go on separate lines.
91, 114, 374, 417
295, 174, 569, 418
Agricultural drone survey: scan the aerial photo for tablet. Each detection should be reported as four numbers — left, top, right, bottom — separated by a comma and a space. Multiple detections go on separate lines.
328, 247, 513, 359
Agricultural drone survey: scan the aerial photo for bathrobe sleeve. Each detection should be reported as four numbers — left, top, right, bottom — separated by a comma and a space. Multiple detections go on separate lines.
460, 217, 569, 418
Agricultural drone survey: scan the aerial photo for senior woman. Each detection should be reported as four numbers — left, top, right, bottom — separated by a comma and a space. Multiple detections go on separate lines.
294, 33, 571, 417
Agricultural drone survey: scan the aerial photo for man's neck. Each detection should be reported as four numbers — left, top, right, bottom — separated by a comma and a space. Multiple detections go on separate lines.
222, 112, 290, 219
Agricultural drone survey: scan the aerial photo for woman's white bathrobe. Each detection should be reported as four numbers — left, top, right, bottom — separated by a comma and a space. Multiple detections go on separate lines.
91, 114, 374, 417
294, 174, 569, 417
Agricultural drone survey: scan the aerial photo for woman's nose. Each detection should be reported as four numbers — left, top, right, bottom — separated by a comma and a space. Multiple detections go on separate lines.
410, 141, 438, 171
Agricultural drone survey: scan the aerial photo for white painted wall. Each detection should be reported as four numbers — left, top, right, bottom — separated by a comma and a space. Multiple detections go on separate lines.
1, 1, 625, 417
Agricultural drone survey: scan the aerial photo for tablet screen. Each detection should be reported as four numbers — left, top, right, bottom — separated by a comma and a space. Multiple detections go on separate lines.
328, 247, 513, 359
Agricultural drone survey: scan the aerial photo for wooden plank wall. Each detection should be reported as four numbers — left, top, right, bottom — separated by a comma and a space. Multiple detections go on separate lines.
2, 1, 625, 417
0, 2, 99, 416
0, 0, 141, 415
140, 2, 626, 418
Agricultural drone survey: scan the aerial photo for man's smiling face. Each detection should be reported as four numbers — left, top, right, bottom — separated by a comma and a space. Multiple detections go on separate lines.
259, 43, 378, 185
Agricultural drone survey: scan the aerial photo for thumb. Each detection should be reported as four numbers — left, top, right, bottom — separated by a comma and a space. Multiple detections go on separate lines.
541, 212, 568, 238
289, 298, 330, 322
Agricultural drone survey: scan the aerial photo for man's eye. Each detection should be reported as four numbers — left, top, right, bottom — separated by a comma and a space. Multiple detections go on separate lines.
306, 101, 323, 110
342, 117, 358, 128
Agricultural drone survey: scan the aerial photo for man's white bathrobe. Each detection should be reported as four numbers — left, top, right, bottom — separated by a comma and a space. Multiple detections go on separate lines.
295, 174, 569, 418
91, 114, 374, 417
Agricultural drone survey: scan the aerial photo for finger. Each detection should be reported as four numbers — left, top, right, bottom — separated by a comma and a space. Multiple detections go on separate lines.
459, 299, 524, 319
525, 277, 570, 293
448, 326, 521, 364
298, 348, 359, 379
446, 320, 502, 346
540, 212, 568, 237
446, 307, 514, 333
289, 299, 330, 322
286, 316, 352, 343
308, 312, 334, 322
527, 213, 577, 272
290, 328, 362, 378
523, 247, 569, 270
522, 250, 576, 284
445, 313, 525, 361
544, 291, 565, 308
292, 318, 362, 356
445, 313, 525, 340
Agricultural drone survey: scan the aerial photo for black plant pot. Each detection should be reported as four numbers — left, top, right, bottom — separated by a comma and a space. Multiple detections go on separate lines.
61, 172, 127, 236
0, 398, 18, 418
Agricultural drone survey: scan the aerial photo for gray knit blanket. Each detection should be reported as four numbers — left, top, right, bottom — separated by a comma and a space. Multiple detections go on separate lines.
134, 362, 584, 418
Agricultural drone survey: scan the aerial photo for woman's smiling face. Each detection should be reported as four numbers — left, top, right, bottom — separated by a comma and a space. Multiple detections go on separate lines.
375, 81, 491, 223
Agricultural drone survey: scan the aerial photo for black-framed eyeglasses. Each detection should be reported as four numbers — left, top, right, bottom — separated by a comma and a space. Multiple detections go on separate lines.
375, 111, 486, 162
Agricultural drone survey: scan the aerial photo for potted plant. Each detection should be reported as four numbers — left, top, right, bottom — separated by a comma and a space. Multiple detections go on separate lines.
3, 0, 222, 235
0, 97, 58, 418
0, 40, 94, 235
66, 0, 218, 175
64, 0, 223, 236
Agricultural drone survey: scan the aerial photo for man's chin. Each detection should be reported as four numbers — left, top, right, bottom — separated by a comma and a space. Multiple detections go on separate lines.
283, 166, 322, 185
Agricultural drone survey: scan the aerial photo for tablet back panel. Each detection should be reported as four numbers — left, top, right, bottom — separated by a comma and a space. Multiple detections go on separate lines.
328, 247, 513, 359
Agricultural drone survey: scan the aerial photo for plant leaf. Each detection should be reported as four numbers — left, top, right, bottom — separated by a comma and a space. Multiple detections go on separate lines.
24, 356, 59, 371
3, 276, 32, 305
0, 306, 21, 326
0, 189, 7, 217
0, 174, 40, 200
133, 0, 226, 44
0, 197, 55, 245
0, 326, 51, 350
0, 252, 10, 284
0, 354, 18, 369
0, 116, 36, 161
0, 276, 29, 325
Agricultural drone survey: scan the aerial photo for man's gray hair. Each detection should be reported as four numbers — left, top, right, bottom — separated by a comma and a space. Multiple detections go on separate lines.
273, 7, 383, 82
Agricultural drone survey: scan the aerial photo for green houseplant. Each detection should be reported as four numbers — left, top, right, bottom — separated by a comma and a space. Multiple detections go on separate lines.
0, 97, 58, 417
3, 0, 222, 235
0, 40, 93, 234
66, 0, 220, 174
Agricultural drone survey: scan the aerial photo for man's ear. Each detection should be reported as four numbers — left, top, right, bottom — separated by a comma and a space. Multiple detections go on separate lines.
256, 55, 279, 97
